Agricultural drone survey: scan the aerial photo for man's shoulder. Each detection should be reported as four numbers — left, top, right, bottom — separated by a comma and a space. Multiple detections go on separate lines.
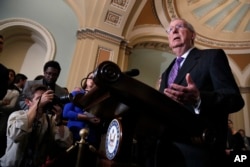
9, 89, 20, 96
0, 63, 7, 69
12, 85, 22, 93
23, 80, 42, 90
0, 63, 9, 78
9, 110, 27, 117
194, 48, 224, 53
26, 79, 43, 85
193, 48, 226, 59
55, 84, 68, 96
22, 79, 43, 95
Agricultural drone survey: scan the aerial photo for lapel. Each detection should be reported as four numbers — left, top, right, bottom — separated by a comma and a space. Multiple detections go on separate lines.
175, 48, 200, 85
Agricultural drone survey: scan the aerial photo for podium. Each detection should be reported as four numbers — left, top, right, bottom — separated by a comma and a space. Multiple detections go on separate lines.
73, 61, 207, 167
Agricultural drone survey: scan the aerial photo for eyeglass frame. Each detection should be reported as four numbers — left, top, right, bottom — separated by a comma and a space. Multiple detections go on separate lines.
166, 23, 188, 34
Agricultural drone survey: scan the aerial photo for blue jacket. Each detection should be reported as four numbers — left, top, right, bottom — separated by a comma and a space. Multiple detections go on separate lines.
63, 90, 86, 140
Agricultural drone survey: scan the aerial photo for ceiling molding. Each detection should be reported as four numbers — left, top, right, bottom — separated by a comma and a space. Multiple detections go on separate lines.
156, 0, 250, 54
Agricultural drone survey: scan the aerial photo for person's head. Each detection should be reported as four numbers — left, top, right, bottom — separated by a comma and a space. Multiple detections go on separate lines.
34, 75, 44, 80
14, 73, 28, 89
43, 60, 61, 84
0, 35, 4, 53
8, 69, 16, 85
166, 18, 196, 55
24, 84, 47, 107
81, 71, 95, 91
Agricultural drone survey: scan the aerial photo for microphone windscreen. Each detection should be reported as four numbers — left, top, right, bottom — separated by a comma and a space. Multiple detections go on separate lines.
124, 69, 140, 77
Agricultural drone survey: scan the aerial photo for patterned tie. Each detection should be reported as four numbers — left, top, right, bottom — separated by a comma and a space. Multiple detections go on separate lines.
168, 57, 184, 87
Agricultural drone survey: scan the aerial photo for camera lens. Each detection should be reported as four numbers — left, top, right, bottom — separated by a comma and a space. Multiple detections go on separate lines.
59, 93, 73, 104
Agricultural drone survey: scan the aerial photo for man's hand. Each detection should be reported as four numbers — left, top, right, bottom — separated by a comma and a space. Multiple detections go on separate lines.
39, 90, 54, 108
27, 90, 54, 127
50, 104, 62, 116
88, 117, 101, 125
50, 104, 63, 126
164, 73, 200, 105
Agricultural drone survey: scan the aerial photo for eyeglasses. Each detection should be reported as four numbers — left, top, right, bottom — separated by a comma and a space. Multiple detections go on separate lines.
166, 24, 187, 34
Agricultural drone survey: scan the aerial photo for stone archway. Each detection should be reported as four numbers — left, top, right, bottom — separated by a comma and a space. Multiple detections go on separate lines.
0, 17, 56, 79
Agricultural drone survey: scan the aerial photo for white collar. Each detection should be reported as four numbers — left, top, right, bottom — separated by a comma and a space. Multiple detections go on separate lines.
178, 47, 194, 66
180, 47, 194, 59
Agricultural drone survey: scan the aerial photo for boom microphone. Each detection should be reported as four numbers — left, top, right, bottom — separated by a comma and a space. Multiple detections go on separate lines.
123, 69, 140, 77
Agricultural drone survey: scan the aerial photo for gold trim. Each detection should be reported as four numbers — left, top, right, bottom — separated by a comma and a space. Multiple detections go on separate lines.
76, 28, 127, 46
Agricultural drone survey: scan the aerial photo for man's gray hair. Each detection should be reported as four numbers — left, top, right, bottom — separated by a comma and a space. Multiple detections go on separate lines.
169, 18, 196, 33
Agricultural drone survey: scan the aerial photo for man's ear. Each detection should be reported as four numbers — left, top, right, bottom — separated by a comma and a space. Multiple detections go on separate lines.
192, 33, 196, 39
25, 99, 31, 106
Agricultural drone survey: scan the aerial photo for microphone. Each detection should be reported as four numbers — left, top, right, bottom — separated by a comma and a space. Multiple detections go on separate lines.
123, 69, 140, 77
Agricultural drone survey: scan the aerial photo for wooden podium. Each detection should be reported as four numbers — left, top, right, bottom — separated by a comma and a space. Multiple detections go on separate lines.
73, 61, 206, 167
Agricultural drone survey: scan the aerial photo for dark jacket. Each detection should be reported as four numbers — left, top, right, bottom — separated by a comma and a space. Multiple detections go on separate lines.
160, 48, 244, 150
0, 64, 9, 99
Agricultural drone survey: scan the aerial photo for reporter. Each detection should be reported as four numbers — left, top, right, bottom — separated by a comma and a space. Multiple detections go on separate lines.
0, 84, 73, 167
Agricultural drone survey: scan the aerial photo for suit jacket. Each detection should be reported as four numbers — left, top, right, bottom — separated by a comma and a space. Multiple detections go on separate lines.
159, 48, 244, 150
0, 63, 9, 100
18, 79, 68, 110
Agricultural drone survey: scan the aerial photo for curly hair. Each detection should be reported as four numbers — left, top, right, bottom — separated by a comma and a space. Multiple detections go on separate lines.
43, 60, 61, 74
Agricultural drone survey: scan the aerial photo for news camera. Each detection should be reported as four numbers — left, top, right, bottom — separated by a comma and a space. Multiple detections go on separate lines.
44, 93, 73, 113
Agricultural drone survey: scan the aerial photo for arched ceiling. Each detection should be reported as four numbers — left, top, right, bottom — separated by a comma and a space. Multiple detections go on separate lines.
66, 0, 250, 70
133, 0, 250, 54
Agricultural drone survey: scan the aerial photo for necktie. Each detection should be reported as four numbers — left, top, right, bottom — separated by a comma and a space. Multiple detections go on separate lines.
168, 57, 184, 87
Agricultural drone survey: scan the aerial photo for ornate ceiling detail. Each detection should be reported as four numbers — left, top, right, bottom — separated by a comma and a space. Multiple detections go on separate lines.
133, 41, 172, 53
111, 0, 130, 10
77, 28, 126, 46
104, 0, 132, 27
161, 0, 250, 53
105, 11, 123, 27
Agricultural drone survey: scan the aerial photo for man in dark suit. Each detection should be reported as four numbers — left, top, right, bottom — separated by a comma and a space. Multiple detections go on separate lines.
0, 34, 10, 158
238, 129, 250, 151
156, 18, 245, 167
19, 60, 68, 110
0, 35, 9, 100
